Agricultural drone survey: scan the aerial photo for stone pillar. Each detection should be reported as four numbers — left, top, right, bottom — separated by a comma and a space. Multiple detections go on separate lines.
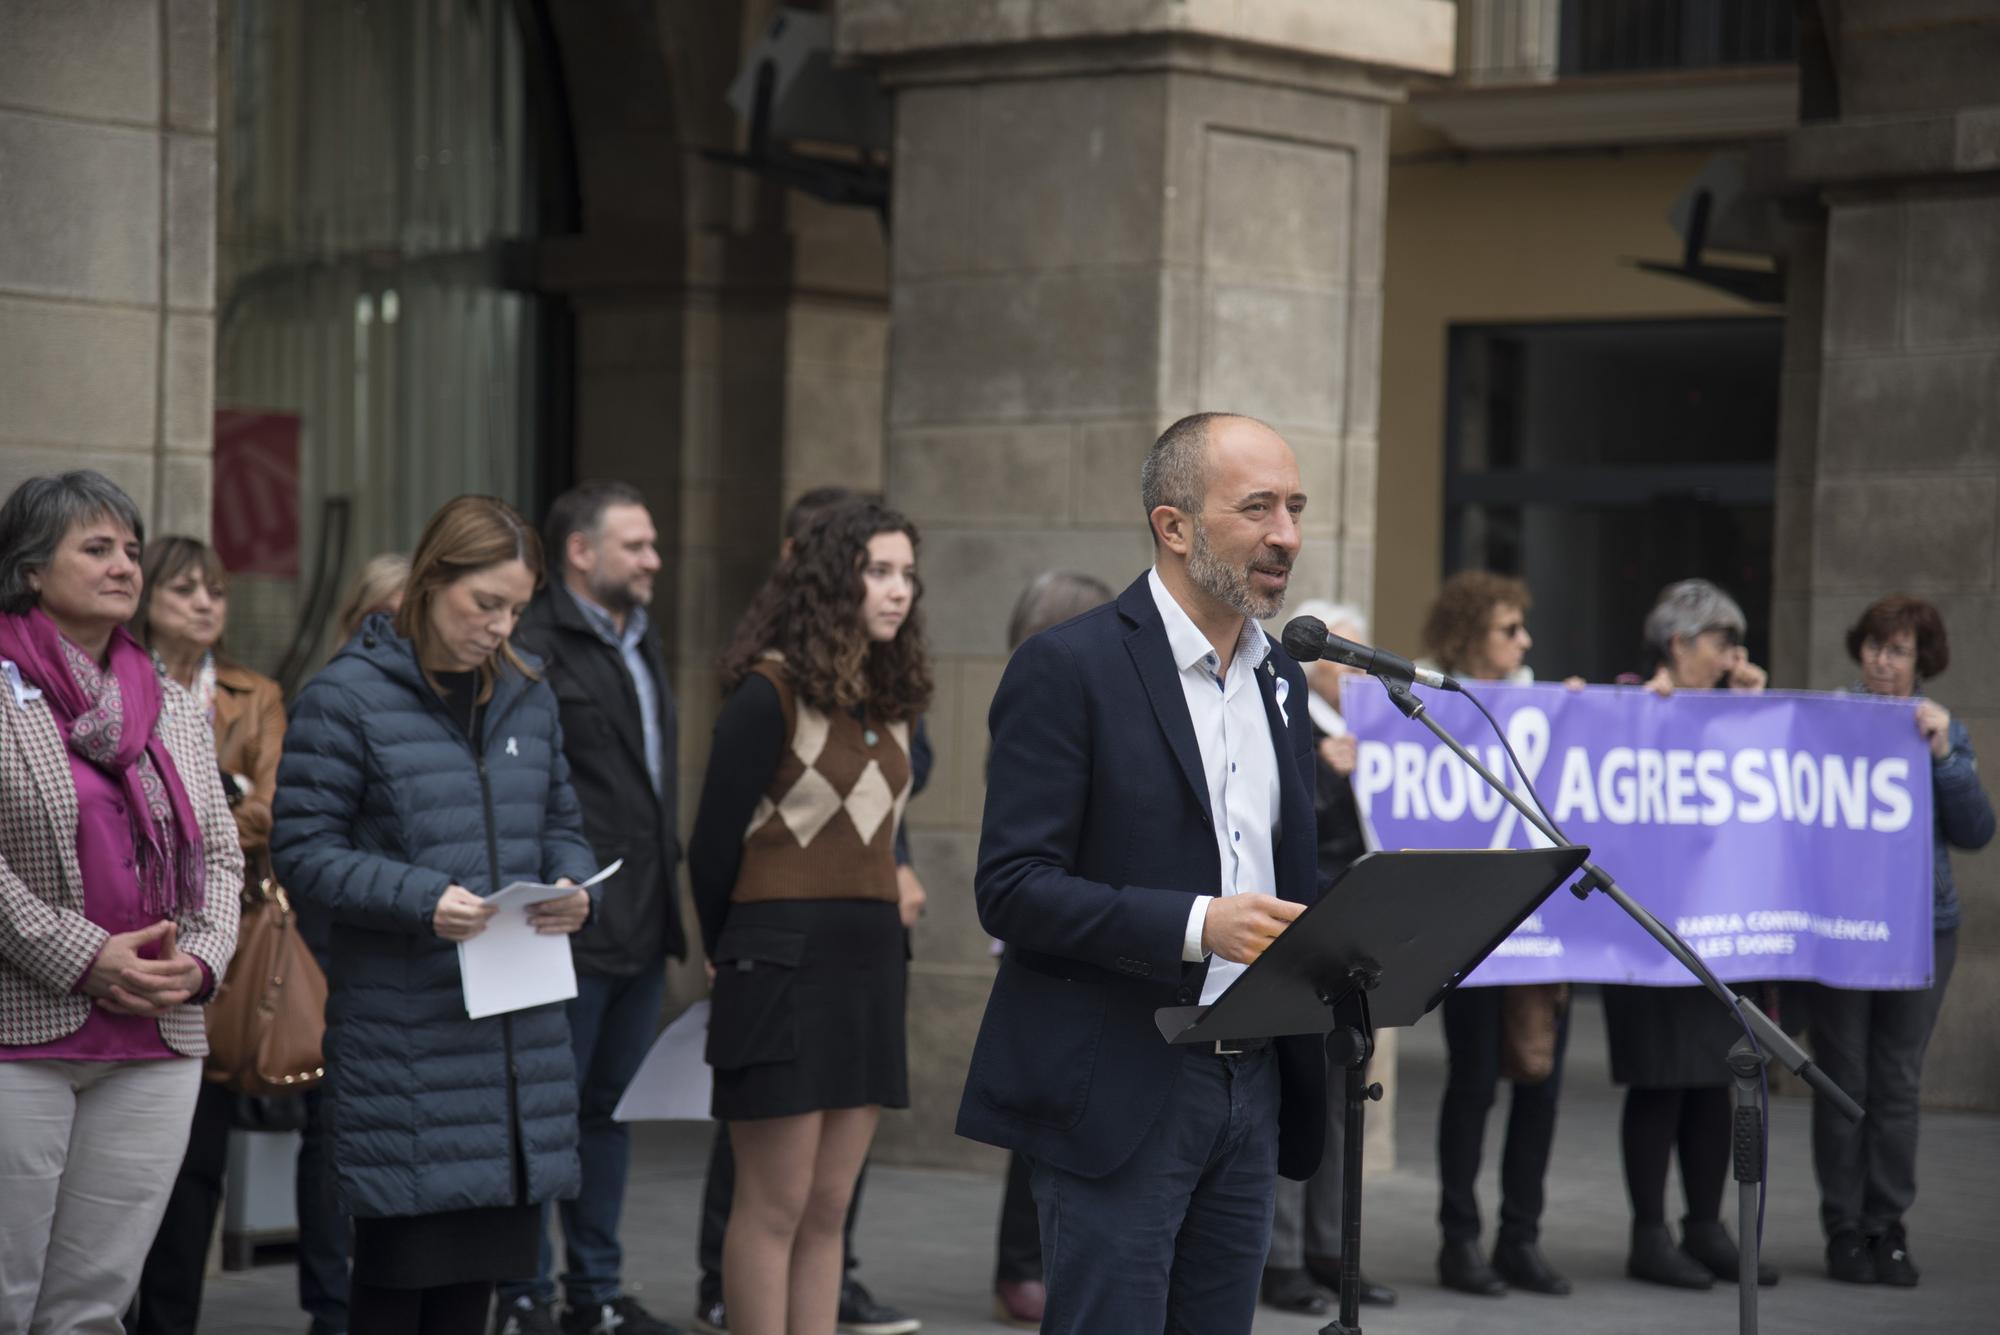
0, 0, 217, 534
839, 0, 1453, 1167
1775, 0, 2000, 1108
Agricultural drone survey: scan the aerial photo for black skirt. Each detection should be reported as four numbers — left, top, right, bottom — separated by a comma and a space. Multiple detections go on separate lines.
1602, 984, 1744, 1088
350, 1205, 537, 1288
707, 898, 908, 1121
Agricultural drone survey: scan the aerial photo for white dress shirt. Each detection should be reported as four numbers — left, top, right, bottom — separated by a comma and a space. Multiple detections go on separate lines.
1147, 569, 1283, 1005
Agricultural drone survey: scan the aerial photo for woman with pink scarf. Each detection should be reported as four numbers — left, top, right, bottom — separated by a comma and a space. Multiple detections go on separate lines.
0, 470, 242, 1334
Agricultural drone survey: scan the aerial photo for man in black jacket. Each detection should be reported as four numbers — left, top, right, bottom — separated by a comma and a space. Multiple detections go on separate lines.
496, 481, 684, 1335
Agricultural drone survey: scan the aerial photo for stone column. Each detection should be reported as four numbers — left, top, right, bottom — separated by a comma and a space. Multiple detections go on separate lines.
1775, 0, 2000, 1108
0, 0, 217, 534
839, 0, 1453, 1167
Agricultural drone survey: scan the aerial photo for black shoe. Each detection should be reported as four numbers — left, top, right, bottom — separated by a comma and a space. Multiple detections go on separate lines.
689, 1294, 727, 1335
1261, 1266, 1335, 1315
1627, 1221, 1712, 1290
563, 1297, 682, 1335
1493, 1239, 1572, 1296
1439, 1240, 1507, 1296
837, 1278, 920, 1335
1873, 1226, 1920, 1287
1303, 1254, 1398, 1307
1680, 1217, 1778, 1286
493, 1297, 561, 1335
1826, 1229, 1878, 1284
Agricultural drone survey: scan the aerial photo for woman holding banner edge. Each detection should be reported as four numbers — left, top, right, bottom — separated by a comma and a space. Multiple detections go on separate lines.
1422, 571, 1578, 1298
1811, 595, 1993, 1286
1603, 578, 1778, 1291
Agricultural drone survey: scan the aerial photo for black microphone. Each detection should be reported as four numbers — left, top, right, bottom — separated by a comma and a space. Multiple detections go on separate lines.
1280, 616, 1460, 693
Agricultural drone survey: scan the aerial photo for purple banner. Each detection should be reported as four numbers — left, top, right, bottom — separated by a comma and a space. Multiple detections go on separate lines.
1342, 683, 1935, 989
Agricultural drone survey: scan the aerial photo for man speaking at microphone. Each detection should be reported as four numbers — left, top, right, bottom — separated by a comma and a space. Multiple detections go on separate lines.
958, 412, 1327, 1334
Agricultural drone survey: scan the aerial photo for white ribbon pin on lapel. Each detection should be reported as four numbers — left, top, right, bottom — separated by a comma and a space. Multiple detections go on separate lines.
3, 661, 42, 711
505, 737, 519, 757
1273, 672, 1290, 727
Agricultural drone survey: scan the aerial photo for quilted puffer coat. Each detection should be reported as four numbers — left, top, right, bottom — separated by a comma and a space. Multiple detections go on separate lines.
271, 615, 598, 1218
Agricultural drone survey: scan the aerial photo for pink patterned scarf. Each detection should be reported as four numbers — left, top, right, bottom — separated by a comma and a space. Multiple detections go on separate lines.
0, 608, 206, 917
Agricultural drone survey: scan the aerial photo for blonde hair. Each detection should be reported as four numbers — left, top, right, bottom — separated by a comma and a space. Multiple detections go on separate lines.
394, 497, 542, 702
334, 552, 411, 644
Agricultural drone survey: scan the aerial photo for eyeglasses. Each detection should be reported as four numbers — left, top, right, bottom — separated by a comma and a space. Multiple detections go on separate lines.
1492, 620, 1528, 640
1701, 625, 1743, 648
1860, 639, 1916, 664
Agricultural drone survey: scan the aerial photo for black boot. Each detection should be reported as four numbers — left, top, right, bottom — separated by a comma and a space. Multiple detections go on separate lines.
1628, 1222, 1712, 1289
1438, 1240, 1506, 1296
1260, 1267, 1334, 1315
1681, 1217, 1778, 1286
1493, 1239, 1571, 1296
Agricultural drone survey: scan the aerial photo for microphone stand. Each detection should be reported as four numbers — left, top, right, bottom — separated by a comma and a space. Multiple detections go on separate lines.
1344, 678, 1864, 1335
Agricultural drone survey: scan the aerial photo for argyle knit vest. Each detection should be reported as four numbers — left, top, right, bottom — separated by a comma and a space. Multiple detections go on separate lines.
731, 660, 911, 905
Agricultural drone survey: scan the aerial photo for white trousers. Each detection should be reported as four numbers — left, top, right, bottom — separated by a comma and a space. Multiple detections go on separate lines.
0, 1058, 201, 1334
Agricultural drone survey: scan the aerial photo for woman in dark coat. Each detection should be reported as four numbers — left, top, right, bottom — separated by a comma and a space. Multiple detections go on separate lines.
272, 496, 599, 1335
1604, 578, 1773, 1290
1814, 594, 1994, 1286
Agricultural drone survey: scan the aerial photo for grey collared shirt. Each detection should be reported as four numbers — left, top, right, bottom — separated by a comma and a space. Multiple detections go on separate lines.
571, 589, 664, 797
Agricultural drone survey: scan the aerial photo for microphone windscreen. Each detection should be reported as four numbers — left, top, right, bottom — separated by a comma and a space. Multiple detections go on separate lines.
1280, 616, 1327, 662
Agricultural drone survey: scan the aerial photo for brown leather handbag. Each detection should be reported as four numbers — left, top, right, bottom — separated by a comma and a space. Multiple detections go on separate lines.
204, 868, 328, 1096
1499, 982, 1570, 1085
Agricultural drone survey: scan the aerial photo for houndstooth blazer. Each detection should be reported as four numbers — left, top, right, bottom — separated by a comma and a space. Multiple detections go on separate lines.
0, 661, 243, 1054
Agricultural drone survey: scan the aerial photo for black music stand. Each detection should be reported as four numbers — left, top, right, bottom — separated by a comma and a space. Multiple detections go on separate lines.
1155, 847, 1591, 1335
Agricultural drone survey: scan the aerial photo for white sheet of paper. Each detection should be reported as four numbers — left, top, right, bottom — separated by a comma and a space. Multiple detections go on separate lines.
612, 999, 713, 1122
458, 860, 623, 1020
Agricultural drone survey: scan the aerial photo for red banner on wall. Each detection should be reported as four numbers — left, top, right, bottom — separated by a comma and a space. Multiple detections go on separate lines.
211, 409, 302, 578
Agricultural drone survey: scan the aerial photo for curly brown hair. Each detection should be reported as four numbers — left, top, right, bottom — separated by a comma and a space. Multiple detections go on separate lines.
720, 499, 933, 722
1420, 570, 1532, 675
1846, 594, 1950, 680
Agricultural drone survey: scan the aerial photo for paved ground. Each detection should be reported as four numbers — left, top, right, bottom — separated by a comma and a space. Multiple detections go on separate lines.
198, 991, 2000, 1333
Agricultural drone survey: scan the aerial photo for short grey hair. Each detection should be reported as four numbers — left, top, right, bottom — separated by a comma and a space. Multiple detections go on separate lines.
1292, 598, 1369, 642
0, 470, 147, 615
1007, 569, 1115, 651
1141, 412, 1237, 541
1642, 578, 1746, 670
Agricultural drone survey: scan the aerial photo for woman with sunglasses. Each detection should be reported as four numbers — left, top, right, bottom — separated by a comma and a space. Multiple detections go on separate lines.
1606, 578, 1773, 1291
1419, 572, 1575, 1298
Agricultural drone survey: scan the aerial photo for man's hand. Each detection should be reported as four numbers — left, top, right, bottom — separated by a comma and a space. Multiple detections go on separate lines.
85, 920, 203, 1016
527, 880, 591, 935
1200, 893, 1304, 965
433, 885, 497, 941
1917, 699, 1953, 760
1318, 734, 1358, 777
895, 864, 927, 928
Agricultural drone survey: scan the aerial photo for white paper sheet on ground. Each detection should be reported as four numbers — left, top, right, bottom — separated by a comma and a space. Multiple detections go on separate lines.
458, 860, 622, 1019
612, 999, 712, 1122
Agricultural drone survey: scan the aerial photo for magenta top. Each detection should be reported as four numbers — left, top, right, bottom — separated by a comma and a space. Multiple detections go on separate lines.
0, 753, 177, 1061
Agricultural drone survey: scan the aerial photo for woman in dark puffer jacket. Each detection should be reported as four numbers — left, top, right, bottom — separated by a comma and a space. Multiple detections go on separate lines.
273, 496, 599, 1335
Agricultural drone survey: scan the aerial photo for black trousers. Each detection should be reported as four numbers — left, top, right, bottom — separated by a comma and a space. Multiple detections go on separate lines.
1436, 987, 1570, 1246
698, 1122, 867, 1290
132, 1081, 234, 1335
1811, 929, 1958, 1238
995, 1150, 1043, 1285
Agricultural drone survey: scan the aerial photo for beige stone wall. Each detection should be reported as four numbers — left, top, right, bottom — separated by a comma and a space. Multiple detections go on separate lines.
0, 0, 218, 534
849, 7, 1446, 1164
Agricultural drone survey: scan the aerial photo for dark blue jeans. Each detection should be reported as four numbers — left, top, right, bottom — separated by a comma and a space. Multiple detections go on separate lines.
501, 964, 667, 1308
1029, 1045, 1280, 1335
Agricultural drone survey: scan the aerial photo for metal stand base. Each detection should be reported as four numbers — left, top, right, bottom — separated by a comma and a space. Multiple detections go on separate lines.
1318, 975, 1383, 1335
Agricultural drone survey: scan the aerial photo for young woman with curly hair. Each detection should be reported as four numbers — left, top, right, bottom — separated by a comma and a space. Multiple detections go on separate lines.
689, 498, 932, 1335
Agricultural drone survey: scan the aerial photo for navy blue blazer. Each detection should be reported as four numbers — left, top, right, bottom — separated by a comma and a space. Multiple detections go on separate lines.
956, 574, 1327, 1181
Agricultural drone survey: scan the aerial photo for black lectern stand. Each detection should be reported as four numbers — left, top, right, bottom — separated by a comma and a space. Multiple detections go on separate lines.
1155, 847, 1591, 1335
